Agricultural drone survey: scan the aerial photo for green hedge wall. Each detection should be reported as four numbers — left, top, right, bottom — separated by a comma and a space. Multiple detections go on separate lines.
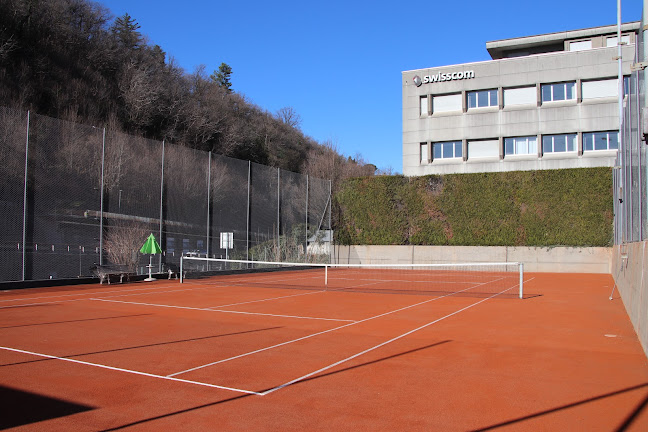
335, 168, 613, 247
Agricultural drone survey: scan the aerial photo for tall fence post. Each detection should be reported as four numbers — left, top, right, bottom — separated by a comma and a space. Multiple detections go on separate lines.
305, 174, 309, 261
21, 111, 30, 281
99, 127, 106, 266
617, 0, 625, 244
206, 151, 211, 268
277, 168, 280, 260
328, 180, 332, 264
246, 161, 251, 262
159, 140, 165, 272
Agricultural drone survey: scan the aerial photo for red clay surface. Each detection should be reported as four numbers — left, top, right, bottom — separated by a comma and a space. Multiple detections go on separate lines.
1, 271, 647, 431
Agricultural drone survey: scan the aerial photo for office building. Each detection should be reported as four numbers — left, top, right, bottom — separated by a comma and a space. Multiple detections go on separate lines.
402, 22, 640, 176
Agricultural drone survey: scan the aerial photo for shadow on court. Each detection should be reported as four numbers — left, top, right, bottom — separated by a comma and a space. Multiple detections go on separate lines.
0, 385, 95, 429
473, 383, 648, 432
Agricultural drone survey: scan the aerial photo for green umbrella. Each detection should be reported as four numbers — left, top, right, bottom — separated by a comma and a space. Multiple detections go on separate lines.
140, 234, 162, 281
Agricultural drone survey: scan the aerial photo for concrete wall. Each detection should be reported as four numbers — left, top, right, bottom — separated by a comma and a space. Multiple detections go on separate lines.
612, 242, 648, 358
333, 245, 611, 273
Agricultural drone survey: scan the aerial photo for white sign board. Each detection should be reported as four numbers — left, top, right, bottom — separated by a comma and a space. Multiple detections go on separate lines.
220, 232, 233, 249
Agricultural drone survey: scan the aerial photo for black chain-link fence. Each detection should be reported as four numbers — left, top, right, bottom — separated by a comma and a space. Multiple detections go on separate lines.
0, 108, 331, 282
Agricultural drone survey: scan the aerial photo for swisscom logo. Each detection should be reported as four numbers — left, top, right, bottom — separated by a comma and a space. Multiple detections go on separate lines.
413, 70, 475, 86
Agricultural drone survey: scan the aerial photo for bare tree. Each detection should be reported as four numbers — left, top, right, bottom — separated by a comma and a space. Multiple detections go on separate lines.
276, 107, 302, 129
103, 221, 149, 271
302, 140, 374, 193
119, 60, 159, 127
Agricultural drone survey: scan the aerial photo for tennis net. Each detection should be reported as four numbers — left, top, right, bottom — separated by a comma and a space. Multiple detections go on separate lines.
180, 257, 524, 299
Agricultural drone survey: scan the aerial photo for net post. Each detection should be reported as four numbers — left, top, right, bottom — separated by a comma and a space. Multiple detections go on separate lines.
180, 256, 184, 284
325, 265, 328, 287
519, 262, 524, 299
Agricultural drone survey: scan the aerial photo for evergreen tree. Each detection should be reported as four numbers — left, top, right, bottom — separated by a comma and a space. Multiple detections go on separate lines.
210, 62, 233, 93
111, 13, 143, 49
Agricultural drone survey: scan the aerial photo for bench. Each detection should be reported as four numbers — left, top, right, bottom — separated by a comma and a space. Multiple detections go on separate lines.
91, 264, 135, 284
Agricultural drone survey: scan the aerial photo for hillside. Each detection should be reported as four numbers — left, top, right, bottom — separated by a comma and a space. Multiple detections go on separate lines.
0, 0, 375, 179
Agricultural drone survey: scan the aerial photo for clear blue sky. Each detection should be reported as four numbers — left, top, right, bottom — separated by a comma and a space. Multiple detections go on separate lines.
97, 0, 642, 173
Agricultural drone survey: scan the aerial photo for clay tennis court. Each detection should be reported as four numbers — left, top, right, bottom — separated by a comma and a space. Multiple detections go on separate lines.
1, 269, 647, 431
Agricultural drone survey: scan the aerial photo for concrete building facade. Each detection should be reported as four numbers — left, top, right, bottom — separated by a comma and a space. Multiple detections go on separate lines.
402, 22, 640, 176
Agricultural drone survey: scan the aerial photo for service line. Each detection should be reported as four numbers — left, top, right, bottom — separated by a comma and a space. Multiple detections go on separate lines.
89, 298, 356, 322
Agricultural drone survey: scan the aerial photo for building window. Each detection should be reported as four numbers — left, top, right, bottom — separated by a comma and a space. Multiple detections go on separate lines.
624, 76, 630, 95
503, 86, 536, 107
420, 96, 429, 116
569, 39, 592, 51
541, 82, 576, 102
505, 136, 538, 156
167, 237, 175, 254
583, 131, 618, 151
420, 143, 429, 164
542, 134, 577, 153
467, 140, 499, 159
432, 93, 462, 113
432, 141, 462, 160
606, 35, 631, 47
467, 89, 498, 109
582, 78, 618, 99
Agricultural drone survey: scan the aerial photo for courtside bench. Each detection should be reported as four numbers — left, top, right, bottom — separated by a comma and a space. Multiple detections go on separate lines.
91, 264, 135, 284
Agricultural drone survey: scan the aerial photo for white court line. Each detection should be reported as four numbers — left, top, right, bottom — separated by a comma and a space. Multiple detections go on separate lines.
93, 284, 329, 308
0, 298, 93, 309
0, 346, 260, 395
89, 298, 356, 322
330, 276, 493, 285
260, 282, 524, 395
0, 284, 184, 304
209, 289, 327, 308
90, 286, 212, 300
166, 278, 503, 378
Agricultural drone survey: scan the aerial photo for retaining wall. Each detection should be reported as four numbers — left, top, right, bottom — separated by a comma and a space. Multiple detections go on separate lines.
333, 245, 611, 273
612, 242, 648, 359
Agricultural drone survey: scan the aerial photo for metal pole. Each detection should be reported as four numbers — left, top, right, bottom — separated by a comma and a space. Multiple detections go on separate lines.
206, 151, 211, 268
21, 111, 30, 281
180, 255, 184, 283
617, 0, 625, 243
99, 127, 106, 266
328, 179, 332, 264
277, 168, 280, 260
159, 140, 165, 272
305, 174, 309, 261
246, 161, 251, 262
519, 263, 524, 299
635, 40, 643, 240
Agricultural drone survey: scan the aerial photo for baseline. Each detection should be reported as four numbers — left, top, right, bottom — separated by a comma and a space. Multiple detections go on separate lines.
0, 346, 261, 395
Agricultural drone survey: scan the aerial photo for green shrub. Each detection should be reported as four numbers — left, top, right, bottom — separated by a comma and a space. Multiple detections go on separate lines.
335, 168, 613, 247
